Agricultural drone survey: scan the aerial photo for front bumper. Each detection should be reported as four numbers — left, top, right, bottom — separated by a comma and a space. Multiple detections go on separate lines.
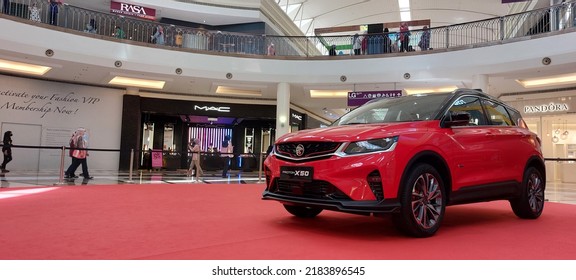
262, 189, 401, 215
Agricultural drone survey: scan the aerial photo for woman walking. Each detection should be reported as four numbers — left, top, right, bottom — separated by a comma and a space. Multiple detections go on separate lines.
65, 128, 93, 180
188, 138, 203, 182
220, 135, 233, 178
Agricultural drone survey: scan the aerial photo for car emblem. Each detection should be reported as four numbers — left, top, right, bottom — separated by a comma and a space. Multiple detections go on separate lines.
295, 144, 305, 157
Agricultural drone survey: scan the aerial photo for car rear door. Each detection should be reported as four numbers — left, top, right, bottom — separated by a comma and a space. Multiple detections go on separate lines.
481, 99, 528, 183
444, 96, 500, 190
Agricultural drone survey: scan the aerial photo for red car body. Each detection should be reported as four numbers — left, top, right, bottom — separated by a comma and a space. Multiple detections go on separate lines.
263, 89, 545, 237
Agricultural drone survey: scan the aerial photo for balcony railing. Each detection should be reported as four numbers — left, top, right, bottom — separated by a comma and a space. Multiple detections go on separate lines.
1, 0, 576, 57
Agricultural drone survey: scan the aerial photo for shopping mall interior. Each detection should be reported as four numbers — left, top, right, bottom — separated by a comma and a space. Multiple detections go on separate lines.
1, 0, 576, 265
1, 0, 575, 196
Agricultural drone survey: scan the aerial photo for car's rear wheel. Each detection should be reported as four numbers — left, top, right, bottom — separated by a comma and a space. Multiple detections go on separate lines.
283, 205, 323, 218
510, 166, 545, 219
393, 163, 445, 237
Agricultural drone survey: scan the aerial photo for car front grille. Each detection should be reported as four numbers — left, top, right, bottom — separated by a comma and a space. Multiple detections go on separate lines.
275, 142, 341, 160
271, 179, 351, 200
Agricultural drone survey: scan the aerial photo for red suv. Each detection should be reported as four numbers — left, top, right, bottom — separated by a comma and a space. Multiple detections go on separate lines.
263, 89, 545, 237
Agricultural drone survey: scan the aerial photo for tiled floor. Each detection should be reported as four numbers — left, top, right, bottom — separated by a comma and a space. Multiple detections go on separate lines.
1, 169, 575, 205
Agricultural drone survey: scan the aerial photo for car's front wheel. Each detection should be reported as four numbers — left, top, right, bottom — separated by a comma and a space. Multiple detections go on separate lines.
283, 205, 323, 218
510, 166, 545, 219
393, 163, 446, 237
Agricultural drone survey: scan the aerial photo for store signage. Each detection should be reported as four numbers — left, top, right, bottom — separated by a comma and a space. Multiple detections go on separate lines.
502, 0, 529, 3
110, 1, 156, 21
291, 113, 302, 121
524, 102, 569, 114
194, 105, 231, 113
348, 90, 402, 106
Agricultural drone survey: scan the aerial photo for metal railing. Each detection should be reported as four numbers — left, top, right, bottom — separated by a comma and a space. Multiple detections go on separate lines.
1, 0, 575, 56
0, 143, 266, 184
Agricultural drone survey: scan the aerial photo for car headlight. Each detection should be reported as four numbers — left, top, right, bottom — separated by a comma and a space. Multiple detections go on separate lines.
342, 136, 399, 155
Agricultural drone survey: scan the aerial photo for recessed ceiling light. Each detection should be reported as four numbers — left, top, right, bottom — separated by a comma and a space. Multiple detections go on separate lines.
109, 76, 165, 89
403, 86, 458, 95
0, 58, 51, 75
310, 90, 349, 98
516, 73, 576, 88
216, 86, 262, 96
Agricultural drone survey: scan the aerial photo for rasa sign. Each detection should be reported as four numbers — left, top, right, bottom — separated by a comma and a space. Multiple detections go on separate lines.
110, 1, 156, 20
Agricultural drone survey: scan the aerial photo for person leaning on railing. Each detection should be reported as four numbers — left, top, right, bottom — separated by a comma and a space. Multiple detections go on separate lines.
418, 25, 431, 51
114, 26, 125, 39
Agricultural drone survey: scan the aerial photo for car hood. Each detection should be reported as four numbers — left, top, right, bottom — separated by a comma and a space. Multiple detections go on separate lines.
277, 121, 439, 143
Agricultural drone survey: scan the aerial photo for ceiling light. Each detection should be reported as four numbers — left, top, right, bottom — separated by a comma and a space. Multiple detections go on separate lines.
516, 73, 576, 88
215, 86, 262, 96
310, 90, 349, 98
109, 76, 165, 89
403, 86, 458, 95
0, 58, 51, 75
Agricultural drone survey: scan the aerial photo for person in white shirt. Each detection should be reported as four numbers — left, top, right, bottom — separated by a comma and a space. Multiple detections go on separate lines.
219, 135, 233, 178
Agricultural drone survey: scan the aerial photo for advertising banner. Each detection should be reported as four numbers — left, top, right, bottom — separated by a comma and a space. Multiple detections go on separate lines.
110, 1, 156, 21
347, 90, 402, 106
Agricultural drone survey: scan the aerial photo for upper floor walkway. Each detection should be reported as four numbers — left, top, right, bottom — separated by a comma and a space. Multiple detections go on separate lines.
2, 1, 576, 121
2, 0, 576, 58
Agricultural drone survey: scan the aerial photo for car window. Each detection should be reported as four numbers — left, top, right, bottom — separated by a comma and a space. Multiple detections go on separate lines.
508, 108, 525, 128
334, 94, 450, 125
448, 96, 488, 125
482, 99, 514, 126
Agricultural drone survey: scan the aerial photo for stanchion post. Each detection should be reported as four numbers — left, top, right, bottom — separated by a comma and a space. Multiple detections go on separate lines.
126, 148, 135, 183
54, 146, 66, 185
258, 152, 263, 182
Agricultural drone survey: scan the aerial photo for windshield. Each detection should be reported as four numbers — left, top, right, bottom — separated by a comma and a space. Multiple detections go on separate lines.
333, 93, 451, 126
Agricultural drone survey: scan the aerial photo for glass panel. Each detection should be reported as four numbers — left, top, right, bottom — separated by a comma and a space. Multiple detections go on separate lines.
449, 96, 488, 125
482, 99, 513, 126
163, 124, 174, 152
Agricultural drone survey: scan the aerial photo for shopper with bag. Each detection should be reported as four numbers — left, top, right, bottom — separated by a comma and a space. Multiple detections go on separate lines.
65, 128, 93, 180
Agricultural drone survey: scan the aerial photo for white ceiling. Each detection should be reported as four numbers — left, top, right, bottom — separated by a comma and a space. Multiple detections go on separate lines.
3, 0, 575, 123
64, 0, 549, 34
277, 0, 549, 35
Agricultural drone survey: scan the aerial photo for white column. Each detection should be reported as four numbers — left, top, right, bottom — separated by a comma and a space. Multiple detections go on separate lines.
472, 74, 488, 93
276, 82, 291, 138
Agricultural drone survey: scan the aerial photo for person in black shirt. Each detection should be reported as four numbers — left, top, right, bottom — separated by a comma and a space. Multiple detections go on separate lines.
1, 131, 13, 172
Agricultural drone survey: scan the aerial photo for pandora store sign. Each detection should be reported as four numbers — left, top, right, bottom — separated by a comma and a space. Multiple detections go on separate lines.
110, 1, 156, 20
524, 102, 569, 114
507, 97, 574, 116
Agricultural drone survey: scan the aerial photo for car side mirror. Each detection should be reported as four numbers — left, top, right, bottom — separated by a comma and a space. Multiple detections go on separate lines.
444, 111, 471, 128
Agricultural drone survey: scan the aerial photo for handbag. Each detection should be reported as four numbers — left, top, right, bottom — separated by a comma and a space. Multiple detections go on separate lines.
72, 149, 87, 159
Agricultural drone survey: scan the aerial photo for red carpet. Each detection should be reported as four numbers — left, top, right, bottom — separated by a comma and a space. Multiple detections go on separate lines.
0, 184, 575, 260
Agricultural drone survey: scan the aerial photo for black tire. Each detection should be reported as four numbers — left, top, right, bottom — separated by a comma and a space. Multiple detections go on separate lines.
392, 163, 446, 237
510, 166, 545, 219
283, 205, 323, 218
